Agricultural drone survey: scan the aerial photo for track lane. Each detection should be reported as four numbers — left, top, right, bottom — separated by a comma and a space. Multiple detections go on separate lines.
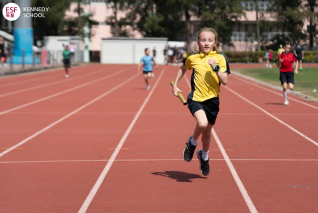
86, 66, 251, 212
0, 64, 126, 112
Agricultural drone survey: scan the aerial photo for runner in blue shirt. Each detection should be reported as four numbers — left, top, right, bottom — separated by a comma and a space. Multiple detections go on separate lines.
138, 48, 158, 90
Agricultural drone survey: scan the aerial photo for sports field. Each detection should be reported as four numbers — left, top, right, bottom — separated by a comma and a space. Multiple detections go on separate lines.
1, 64, 318, 213
233, 65, 318, 98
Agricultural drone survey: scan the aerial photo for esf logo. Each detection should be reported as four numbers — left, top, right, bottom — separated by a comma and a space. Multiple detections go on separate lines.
2, 3, 21, 21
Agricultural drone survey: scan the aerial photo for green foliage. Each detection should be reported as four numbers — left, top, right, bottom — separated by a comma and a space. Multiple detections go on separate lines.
198, 0, 245, 45
223, 51, 318, 63
32, 0, 73, 41
128, 0, 191, 40
267, 0, 306, 41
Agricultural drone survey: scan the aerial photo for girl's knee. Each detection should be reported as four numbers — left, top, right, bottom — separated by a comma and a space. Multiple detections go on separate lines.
197, 120, 208, 129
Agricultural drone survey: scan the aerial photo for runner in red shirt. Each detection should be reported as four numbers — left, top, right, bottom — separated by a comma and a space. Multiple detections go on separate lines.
278, 42, 298, 105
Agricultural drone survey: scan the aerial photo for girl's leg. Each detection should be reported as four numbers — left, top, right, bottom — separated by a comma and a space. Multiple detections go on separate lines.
144, 74, 149, 85
147, 72, 152, 79
201, 122, 213, 152
299, 60, 302, 70
282, 82, 288, 92
283, 82, 288, 103
288, 83, 294, 90
193, 109, 209, 141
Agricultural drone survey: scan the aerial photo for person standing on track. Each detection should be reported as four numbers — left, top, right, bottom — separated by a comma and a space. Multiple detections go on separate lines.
153, 46, 157, 59
138, 48, 158, 90
62, 45, 71, 78
0, 37, 8, 67
278, 42, 298, 105
172, 27, 229, 176
294, 42, 304, 71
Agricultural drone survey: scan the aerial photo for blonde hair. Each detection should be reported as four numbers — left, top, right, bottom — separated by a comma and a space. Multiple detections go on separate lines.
197, 27, 218, 52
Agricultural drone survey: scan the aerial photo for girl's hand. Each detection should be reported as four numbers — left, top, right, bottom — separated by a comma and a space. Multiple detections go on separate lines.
279, 59, 283, 63
295, 70, 298, 74
172, 85, 182, 96
208, 58, 216, 70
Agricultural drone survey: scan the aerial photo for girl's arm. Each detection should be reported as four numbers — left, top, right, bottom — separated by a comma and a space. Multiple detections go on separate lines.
295, 60, 299, 74
208, 58, 228, 85
137, 62, 143, 72
216, 71, 228, 85
172, 65, 187, 96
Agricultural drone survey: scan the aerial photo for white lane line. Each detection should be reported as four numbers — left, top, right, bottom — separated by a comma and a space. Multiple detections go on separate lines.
212, 129, 258, 213
0, 65, 95, 88
0, 65, 119, 98
184, 74, 257, 213
224, 86, 318, 147
0, 67, 130, 115
0, 72, 140, 158
1, 158, 318, 164
78, 68, 166, 213
231, 73, 318, 110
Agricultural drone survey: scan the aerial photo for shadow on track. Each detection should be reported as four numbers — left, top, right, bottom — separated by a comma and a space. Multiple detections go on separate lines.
265, 103, 284, 105
152, 171, 206, 182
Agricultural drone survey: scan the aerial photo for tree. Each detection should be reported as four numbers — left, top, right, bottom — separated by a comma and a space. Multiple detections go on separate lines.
32, 0, 73, 42
104, 0, 135, 37
255, 0, 261, 51
128, 0, 189, 41
268, 0, 306, 42
197, 0, 245, 47
303, 0, 318, 50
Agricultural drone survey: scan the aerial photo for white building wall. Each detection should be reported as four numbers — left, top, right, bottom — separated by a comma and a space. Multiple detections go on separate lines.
101, 38, 168, 64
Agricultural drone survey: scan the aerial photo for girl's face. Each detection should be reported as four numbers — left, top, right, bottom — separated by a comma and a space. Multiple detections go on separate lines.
145, 49, 150, 55
198, 31, 216, 54
285, 45, 291, 54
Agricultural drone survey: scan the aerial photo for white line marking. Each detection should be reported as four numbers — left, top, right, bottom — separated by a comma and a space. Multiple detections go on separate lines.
0, 65, 94, 88
0, 65, 120, 98
78, 68, 166, 213
0, 72, 140, 158
224, 86, 318, 147
1, 158, 318, 164
0, 67, 130, 115
231, 73, 318, 110
184, 74, 257, 212
212, 129, 258, 213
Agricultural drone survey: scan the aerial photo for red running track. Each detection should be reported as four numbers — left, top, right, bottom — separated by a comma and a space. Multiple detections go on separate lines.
0, 64, 317, 213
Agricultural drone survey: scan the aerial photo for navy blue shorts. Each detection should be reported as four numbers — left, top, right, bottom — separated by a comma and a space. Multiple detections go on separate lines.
143, 70, 153, 74
296, 55, 302, 61
187, 97, 220, 125
280, 72, 294, 85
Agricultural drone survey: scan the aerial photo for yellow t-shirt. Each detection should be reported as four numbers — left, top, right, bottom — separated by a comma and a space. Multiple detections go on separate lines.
278, 48, 285, 55
185, 51, 227, 102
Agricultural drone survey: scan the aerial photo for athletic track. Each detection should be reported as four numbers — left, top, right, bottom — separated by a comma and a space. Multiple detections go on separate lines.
0, 64, 317, 213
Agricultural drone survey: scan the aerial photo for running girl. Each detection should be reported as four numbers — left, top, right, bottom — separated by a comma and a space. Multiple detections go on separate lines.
279, 42, 298, 105
294, 42, 304, 71
138, 48, 158, 90
172, 27, 229, 176
62, 45, 71, 78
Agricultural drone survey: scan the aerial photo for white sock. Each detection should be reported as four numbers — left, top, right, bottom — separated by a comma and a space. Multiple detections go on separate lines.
190, 137, 198, 146
283, 91, 288, 101
201, 150, 209, 161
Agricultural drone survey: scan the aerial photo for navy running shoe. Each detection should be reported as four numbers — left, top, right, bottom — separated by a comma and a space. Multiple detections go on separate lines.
183, 135, 196, 162
197, 149, 210, 176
